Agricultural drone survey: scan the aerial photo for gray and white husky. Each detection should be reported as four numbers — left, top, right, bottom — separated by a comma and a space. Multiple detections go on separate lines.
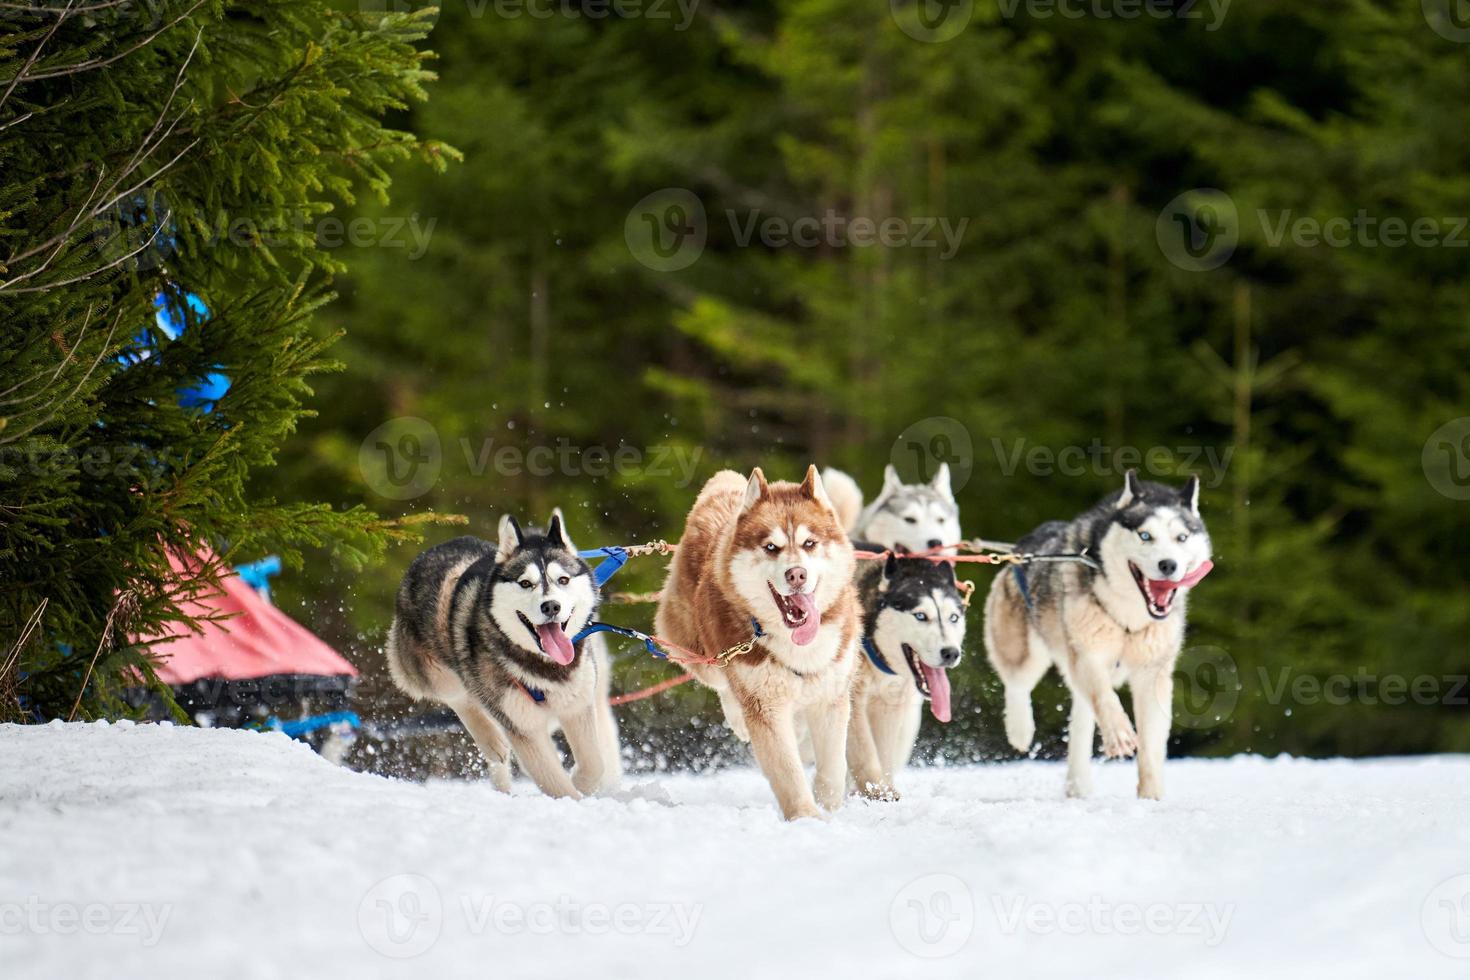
847, 552, 966, 800
385, 512, 621, 798
823, 464, 961, 555
983, 470, 1213, 800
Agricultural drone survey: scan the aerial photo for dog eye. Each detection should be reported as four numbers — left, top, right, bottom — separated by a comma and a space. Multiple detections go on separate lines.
1138, 531, 1152, 542
764, 543, 779, 554
904, 517, 918, 525
949, 613, 960, 624
803, 539, 816, 550
518, 579, 533, 589
914, 611, 928, 622
1176, 534, 1189, 544
557, 576, 570, 586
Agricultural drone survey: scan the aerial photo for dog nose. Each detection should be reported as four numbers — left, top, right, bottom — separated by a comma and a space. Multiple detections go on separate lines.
927, 539, 943, 550
540, 599, 562, 620
939, 647, 961, 667
785, 566, 807, 591
1157, 559, 1178, 578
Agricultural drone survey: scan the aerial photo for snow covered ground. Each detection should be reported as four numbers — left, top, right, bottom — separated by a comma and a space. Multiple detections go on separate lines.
3, 722, 1469, 979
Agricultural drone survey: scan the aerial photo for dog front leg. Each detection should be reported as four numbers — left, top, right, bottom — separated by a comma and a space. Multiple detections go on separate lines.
1070, 649, 1137, 759
1131, 666, 1172, 800
449, 699, 513, 793
509, 728, 582, 800
806, 690, 851, 812
745, 696, 821, 820
562, 706, 610, 797
846, 697, 894, 801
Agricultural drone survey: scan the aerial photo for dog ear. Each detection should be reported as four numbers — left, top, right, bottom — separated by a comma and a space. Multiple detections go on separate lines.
546, 507, 575, 552
878, 464, 902, 502
799, 464, 833, 509
1117, 469, 1141, 508
497, 514, 523, 560
930, 462, 953, 500
1180, 475, 1201, 515
741, 467, 769, 513
883, 552, 899, 582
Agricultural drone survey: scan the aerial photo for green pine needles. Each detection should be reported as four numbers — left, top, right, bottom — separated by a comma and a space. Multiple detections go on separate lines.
0, 0, 458, 721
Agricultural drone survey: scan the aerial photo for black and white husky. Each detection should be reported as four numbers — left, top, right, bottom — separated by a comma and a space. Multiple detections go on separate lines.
983, 471, 1213, 800
385, 512, 621, 798
847, 553, 966, 799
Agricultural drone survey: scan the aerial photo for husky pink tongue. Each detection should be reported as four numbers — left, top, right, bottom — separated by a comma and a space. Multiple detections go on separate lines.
789, 592, 821, 646
1148, 559, 1215, 604
921, 664, 952, 723
535, 622, 576, 665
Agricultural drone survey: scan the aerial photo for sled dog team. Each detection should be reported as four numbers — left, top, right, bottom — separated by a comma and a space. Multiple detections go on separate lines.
387, 465, 1214, 820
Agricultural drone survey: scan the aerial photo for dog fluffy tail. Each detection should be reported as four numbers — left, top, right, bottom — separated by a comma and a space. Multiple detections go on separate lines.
821, 467, 863, 533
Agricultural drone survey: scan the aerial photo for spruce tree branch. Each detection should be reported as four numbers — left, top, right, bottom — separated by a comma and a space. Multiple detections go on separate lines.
0, 0, 75, 115
67, 590, 134, 722
0, 313, 119, 446
0, 303, 94, 404
0, 0, 206, 87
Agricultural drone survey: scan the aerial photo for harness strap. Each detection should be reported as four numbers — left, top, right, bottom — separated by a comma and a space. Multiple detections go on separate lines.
1011, 564, 1034, 611
513, 679, 547, 704
573, 621, 664, 657
579, 547, 632, 588
860, 636, 899, 676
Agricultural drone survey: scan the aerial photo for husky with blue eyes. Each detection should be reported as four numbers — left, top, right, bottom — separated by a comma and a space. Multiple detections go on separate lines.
983, 470, 1213, 801
846, 553, 967, 800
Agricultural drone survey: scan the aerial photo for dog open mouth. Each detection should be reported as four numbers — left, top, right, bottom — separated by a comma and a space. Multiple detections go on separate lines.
767, 583, 820, 646
1128, 560, 1214, 620
901, 643, 952, 723
517, 611, 577, 665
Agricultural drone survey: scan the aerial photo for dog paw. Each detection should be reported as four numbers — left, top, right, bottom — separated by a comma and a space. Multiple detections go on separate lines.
857, 781, 900, 802
1137, 780, 1163, 801
784, 804, 826, 822
1005, 712, 1036, 753
1099, 720, 1138, 759
1065, 778, 1092, 800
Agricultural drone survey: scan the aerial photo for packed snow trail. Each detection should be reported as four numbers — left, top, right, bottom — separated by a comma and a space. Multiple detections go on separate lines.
2, 721, 1468, 979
